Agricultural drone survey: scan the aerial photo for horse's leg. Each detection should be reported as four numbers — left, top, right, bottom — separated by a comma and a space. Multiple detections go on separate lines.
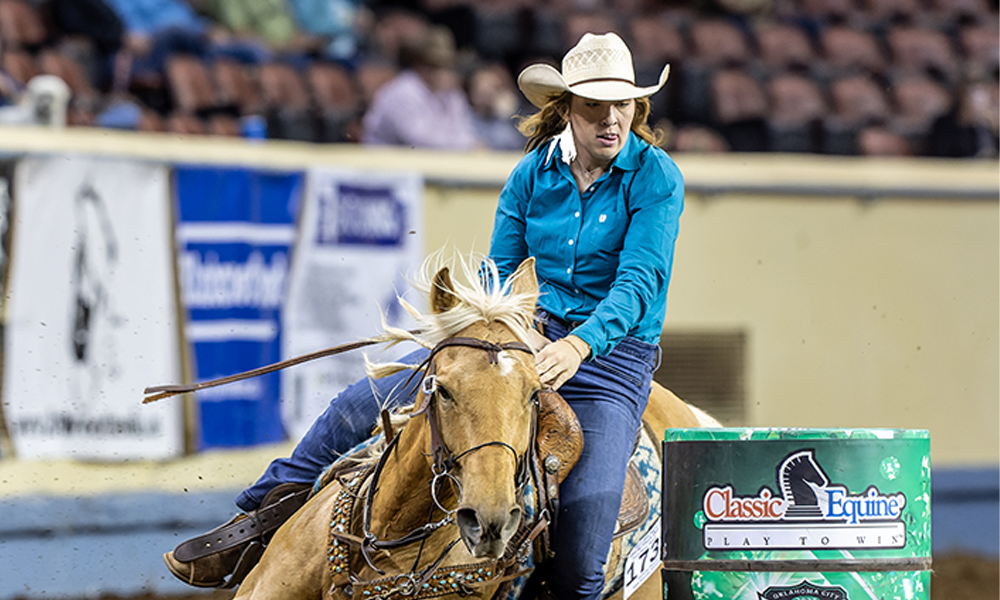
234, 489, 334, 600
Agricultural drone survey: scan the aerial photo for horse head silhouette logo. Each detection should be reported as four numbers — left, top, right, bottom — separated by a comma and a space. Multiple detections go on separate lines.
778, 449, 831, 519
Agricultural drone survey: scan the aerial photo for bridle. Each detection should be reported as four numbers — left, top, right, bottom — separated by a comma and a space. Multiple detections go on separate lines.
414, 337, 536, 496
356, 335, 539, 572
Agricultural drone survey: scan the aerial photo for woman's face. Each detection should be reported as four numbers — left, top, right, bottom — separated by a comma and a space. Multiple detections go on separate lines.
568, 96, 635, 166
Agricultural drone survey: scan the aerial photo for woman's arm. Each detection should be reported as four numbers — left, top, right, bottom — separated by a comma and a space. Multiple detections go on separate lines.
572, 150, 684, 356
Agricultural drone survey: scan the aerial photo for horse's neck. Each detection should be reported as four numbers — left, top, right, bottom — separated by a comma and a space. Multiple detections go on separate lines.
368, 417, 441, 539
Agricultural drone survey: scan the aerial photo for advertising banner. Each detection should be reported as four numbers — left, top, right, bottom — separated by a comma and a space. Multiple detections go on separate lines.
281, 168, 423, 439
3, 156, 182, 460
0, 161, 18, 457
0, 161, 13, 301
174, 166, 302, 449
661, 428, 931, 599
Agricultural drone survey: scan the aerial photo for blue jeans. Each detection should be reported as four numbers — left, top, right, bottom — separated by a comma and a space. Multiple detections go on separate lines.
237, 316, 657, 600
532, 314, 657, 600
235, 357, 422, 511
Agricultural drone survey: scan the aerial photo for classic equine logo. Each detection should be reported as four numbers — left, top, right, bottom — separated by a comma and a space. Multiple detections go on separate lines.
757, 580, 848, 600
702, 449, 907, 551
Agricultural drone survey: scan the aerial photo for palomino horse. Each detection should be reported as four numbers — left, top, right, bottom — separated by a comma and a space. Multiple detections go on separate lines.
232, 256, 719, 600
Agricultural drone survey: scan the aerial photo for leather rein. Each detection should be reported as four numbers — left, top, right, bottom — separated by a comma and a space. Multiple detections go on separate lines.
142, 335, 402, 403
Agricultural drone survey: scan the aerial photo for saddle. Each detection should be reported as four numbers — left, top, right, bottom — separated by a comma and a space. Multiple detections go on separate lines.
531, 389, 649, 540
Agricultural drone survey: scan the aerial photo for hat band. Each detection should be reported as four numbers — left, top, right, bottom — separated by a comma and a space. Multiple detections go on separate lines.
568, 77, 636, 89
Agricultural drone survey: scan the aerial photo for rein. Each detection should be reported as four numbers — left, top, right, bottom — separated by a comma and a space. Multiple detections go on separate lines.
141, 333, 419, 404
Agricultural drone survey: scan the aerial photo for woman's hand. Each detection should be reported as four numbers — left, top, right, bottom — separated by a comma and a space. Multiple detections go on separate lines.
535, 335, 590, 390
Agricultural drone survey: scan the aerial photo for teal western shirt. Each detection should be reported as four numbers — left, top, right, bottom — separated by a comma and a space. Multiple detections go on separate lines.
489, 131, 684, 357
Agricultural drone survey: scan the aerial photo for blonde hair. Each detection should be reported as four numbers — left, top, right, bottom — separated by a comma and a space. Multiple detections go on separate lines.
365, 253, 537, 380
517, 92, 663, 152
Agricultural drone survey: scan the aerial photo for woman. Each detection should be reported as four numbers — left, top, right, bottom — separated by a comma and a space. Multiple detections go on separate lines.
165, 32, 683, 600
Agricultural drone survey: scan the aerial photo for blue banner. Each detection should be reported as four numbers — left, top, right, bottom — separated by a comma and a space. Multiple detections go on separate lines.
174, 167, 302, 449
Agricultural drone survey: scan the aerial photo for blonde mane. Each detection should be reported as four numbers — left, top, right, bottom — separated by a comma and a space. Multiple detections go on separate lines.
365, 254, 538, 380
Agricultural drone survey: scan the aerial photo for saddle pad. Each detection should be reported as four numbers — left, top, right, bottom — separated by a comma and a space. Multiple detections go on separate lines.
602, 424, 662, 598
616, 461, 650, 537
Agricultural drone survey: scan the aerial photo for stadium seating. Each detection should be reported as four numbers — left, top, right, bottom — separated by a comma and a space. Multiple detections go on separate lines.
0, 0, 994, 157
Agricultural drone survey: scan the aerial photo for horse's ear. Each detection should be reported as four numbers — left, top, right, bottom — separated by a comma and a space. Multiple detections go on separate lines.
508, 257, 539, 302
431, 267, 459, 314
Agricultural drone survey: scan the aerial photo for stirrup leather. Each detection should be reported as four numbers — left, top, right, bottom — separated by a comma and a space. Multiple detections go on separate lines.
173, 487, 311, 562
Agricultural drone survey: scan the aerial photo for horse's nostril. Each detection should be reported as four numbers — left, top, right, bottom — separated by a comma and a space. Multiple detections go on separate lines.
456, 508, 482, 541
507, 506, 521, 527
506, 507, 522, 533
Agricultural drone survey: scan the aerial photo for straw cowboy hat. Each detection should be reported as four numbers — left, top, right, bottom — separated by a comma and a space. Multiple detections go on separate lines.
517, 32, 670, 108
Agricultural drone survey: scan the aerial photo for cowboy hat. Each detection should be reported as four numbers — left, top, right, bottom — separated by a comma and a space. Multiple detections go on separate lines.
517, 32, 670, 108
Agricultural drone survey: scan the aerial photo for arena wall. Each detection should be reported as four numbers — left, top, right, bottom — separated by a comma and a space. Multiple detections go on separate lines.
0, 127, 995, 598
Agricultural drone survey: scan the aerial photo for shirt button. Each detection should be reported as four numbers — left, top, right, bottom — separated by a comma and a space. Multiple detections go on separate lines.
574, 211, 580, 218
568, 239, 574, 246
566, 267, 572, 274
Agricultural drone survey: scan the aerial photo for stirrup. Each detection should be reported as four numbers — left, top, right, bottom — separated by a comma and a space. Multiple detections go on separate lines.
173, 485, 310, 562
166, 484, 311, 588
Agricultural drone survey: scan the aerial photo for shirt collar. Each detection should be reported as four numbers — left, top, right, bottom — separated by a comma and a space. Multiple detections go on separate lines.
543, 128, 644, 172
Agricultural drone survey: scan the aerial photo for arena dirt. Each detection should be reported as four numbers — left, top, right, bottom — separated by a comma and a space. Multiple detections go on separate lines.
43, 552, 995, 600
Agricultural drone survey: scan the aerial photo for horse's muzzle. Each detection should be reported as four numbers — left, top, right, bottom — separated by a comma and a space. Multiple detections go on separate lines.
456, 505, 522, 558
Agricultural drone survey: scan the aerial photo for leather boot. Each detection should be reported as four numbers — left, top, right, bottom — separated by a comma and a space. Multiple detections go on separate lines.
163, 482, 312, 588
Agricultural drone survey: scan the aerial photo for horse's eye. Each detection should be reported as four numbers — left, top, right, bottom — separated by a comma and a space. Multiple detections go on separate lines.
437, 385, 454, 403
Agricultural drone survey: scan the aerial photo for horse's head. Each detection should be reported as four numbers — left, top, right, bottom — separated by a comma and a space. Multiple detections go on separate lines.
416, 257, 541, 559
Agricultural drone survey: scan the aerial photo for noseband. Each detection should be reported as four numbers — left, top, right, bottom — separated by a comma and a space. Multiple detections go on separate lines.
359, 335, 538, 571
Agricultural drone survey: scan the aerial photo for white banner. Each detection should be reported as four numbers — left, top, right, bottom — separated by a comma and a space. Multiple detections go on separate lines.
4, 156, 183, 460
281, 168, 424, 439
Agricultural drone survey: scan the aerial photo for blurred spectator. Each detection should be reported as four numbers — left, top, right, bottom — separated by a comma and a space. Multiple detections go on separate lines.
286, 0, 366, 60
0, 39, 23, 106
466, 62, 523, 151
0, 0, 991, 157
0, 68, 20, 107
361, 25, 479, 149
93, 96, 144, 129
43, 0, 125, 91
0, 37, 32, 123
928, 77, 999, 157
100, 0, 216, 87
671, 123, 732, 153
0, 0, 50, 52
711, 69, 770, 151
857, 125, 912, 155
194, 0, 320, 55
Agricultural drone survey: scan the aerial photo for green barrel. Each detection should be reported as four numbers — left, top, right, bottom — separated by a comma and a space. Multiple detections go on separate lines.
661, 428, 931, 600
